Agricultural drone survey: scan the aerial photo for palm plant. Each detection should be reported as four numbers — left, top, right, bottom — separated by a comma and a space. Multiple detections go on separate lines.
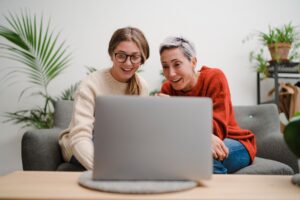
0, 10, 71, 128
59, 66, 97, 101
59, 82, 79, 101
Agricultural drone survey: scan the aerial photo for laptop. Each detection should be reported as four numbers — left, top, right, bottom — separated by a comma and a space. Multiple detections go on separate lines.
93, 96, 212, 181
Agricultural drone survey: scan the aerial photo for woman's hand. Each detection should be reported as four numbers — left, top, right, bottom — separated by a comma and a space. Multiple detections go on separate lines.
211, 134, 229, 161
155, 92, 170, 97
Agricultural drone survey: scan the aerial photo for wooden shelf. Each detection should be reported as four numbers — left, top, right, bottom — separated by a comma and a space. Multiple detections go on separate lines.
257, 62, 300, 106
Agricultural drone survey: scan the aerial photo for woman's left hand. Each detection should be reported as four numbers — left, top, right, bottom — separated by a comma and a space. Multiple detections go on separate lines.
211, 134, 229, 161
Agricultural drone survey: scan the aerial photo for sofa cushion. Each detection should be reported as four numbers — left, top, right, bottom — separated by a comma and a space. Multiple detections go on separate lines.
234, 104, 299, 173
22, 128, 63, 171
234, 104, 281, 145
57, 157, 294, 175
54, 100, 74, 129
57, 162, 85, 171
235, 157, 294, 175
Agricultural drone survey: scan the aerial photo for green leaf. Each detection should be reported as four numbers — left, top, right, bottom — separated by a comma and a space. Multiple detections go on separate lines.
0, 10, 71, 129
294, 112, 300, 117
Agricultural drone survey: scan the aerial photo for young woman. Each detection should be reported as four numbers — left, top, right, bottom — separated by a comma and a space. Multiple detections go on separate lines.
59, 27, 150, 170
157, 36, 256, 174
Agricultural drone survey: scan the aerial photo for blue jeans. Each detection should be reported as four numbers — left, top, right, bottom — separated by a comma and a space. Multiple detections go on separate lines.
213, 138, 250, 174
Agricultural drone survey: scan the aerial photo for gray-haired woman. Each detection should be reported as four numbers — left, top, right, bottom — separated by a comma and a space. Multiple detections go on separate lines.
157, 36, 256, 174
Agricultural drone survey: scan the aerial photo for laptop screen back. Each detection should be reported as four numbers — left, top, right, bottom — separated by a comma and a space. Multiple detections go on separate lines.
93, 96, 212, 181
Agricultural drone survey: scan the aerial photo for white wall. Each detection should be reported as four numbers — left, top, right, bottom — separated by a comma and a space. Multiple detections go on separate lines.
0, 0, 299, 175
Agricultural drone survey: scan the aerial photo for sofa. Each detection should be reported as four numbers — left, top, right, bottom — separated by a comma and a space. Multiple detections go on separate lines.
22, 100, 298, 174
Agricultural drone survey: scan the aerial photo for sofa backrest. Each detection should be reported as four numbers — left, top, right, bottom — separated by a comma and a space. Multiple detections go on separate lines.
234, 104, 281, 142
54, 100, 74, 129
234, 103, 284, 159
54, 100, 281, 150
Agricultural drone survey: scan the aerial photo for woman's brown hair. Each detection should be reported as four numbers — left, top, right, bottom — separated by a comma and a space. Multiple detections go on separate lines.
108, 27, 149, 95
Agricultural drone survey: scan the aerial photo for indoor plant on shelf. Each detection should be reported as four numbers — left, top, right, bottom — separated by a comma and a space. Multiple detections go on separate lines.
261, 23, 298, 61
245, 23, 300, 77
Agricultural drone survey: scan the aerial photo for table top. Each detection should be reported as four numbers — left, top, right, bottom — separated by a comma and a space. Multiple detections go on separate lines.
0, 171, 299, 200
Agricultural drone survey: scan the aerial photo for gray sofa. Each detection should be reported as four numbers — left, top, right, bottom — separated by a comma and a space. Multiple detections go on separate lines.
22, 100, 298, 174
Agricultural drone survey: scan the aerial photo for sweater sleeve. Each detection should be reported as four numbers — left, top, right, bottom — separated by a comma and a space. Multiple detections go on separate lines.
160, 81, 173, 95
69, 81, 96, 170
205, 69, 232, 140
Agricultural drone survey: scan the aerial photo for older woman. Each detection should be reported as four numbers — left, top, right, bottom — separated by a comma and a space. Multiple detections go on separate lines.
59, 27, 150, 170
157, 36, 256, 174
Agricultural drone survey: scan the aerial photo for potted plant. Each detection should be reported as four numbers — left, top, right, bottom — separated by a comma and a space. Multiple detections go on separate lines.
0, 10, 71, 128
249, 48, 269, 77
261, 23, 298, 61
245, 23, 300, 77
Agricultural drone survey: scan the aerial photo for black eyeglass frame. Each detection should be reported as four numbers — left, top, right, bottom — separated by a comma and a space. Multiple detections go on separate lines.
114, 52, 142, 64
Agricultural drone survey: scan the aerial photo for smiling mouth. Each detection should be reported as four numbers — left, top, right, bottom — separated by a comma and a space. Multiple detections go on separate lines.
171, 78, 182, 83
121, 68, 133, 72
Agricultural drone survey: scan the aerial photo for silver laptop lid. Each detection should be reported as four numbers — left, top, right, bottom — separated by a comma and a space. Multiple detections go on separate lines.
93, 96, 212, 181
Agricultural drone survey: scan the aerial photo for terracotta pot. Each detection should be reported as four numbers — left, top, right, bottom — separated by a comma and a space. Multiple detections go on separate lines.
268, 42, 291, 61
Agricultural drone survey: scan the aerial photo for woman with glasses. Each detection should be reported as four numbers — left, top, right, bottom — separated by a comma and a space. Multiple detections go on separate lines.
156, 36, 256, 174
59, 27, 150, 170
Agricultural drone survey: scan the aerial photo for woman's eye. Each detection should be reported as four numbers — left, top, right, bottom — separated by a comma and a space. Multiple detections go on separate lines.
132, 55, 140, 60
118, 54, 126, 59
174, 63, 181, 67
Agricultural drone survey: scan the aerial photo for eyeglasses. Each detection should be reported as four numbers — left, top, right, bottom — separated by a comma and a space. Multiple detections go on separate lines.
114, 52, 142, 64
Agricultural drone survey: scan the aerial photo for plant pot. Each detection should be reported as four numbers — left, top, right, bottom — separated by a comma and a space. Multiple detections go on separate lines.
268, 42, 291, 61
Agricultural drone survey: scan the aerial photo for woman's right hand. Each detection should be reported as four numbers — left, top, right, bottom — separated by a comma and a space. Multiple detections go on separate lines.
155, 92, 170, 97
211, 134, 229, 161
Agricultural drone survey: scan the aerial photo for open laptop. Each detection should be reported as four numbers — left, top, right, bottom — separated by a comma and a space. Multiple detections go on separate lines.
93, 96, 212, 181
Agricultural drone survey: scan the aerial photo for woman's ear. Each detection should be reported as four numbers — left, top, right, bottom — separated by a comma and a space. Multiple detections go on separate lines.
191, 57, 197, 68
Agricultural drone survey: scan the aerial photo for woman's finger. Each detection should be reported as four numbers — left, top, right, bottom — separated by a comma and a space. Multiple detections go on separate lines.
155, 92, 170, 97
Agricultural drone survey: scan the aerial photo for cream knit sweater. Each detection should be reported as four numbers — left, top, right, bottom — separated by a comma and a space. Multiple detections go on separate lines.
58, 67, 148, 170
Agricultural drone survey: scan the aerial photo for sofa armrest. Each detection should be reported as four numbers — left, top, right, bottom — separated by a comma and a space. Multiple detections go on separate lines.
22, 128, 63, 171
258, 133, 298, 173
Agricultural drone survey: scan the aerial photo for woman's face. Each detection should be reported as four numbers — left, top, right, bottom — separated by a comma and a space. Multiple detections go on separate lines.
111, 41, 142, 83
160, 48, 197, 92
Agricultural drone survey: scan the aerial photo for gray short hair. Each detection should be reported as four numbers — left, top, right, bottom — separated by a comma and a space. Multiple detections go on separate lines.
159, 36, 196, 61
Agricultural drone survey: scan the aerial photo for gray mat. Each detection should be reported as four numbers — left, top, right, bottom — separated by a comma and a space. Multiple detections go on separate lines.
292, 173, 300, 186
78, 171, 198, 194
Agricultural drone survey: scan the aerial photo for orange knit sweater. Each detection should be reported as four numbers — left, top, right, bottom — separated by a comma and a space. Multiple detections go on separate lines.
161, 66, 257, 161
